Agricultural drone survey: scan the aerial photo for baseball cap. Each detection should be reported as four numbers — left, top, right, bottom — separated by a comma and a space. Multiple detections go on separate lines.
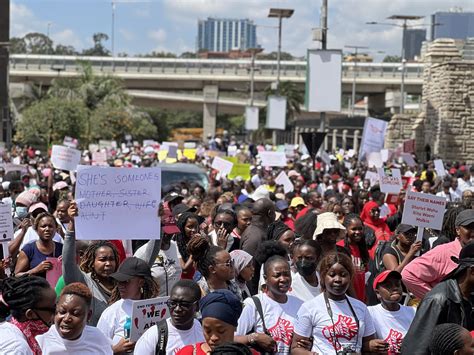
373, 270, 402, 290
172, 203, 197, 217
276, 200, 289, 212
164, 192, 184, 204
455, 209, 474, 227
28, 202, 48, 214
110, 257, 152, 282
290, 197, 306, 208
395, 224, 417, 235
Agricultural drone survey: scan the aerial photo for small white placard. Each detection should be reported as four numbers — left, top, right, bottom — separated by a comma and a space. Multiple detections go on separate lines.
259, 152, 287, 167
130, 296, 170, 342
401, 190, 447, 230
51, 145, 81, 171
377, 168, 402, 194
211, 157, 234, 176
275, 171, 294, 194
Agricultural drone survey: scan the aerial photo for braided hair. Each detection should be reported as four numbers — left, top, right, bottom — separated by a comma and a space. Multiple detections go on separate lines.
79, 241, 120, 278
342, 213, 370, 267
187, 236, 224, 279
443, 206, 466, 241
429, 323, 467, 355
0, 275, 51, 320
210, 342, 253, 355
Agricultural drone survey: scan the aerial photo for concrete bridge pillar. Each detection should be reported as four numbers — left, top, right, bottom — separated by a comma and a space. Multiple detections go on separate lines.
353, 130, 360, 153
324, 129, 329, 151
342, 129, 348, 150
332, 129, 338, 152
203, 85, 219, 141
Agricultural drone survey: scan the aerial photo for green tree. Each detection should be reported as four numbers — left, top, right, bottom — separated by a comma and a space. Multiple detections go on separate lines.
9, 37, 27, 53
14, 98, 88, 148
82, 33, 111, 56
55, 44, 78, 55
23, 32, 54, 54
139, 51, 177, 58
180, 51, 197, 58
383, 55, 402, 63
258, 51, 294, 60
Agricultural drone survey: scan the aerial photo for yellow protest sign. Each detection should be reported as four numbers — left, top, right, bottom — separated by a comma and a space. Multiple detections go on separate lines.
183, 148, 197, 161
157, 150, 168, 161
224, 156, 238, 164
228, 163, 251, 181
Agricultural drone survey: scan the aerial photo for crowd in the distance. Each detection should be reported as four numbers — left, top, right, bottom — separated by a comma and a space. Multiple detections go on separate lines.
0, 143, 473, 355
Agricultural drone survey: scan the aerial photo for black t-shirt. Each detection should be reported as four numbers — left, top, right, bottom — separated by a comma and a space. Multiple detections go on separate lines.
462, 298, 474, 331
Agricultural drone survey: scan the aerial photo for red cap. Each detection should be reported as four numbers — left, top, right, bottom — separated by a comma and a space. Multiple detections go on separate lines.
373, 270, 402, 290
161, 205, 180, 235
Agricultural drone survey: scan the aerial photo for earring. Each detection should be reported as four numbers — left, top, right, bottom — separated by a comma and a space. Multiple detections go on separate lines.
140, 287, 144, 295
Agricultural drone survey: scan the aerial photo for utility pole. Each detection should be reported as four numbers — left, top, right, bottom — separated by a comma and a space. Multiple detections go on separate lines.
111, 1, 116, 56
0, 0, 10, 146
345, 45, 369, 116
319, 0, 328, 133
400, 19, 407, 114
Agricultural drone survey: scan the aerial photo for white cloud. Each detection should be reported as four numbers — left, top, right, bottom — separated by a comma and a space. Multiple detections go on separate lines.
10, 2, 44, 37
52, 29, 85, 49
148, 29, 167, 43
119, 29, 135, 41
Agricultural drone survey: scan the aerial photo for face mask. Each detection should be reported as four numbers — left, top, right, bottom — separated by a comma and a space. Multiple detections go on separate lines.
16, 206, 28, 219
296, 260, 317, 277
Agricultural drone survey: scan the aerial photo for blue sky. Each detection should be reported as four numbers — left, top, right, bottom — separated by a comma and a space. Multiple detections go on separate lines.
10, 0, 474, 60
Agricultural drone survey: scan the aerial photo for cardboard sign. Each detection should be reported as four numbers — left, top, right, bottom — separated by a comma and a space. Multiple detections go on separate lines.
0, 202, 13, 242
227, 145, 238, 157
377, 168, 402, 194
434, 159, 446, 177
359, 117, 388, 160
245, 106, 259, 131
130, 296, 170, 342
167, 145, 178, 159
367, 152, 383, 168
98, 140, 116, 150
143, 140, 157, 147
88, 144, 99, 153
401, 153, 416, 167
259, 152, 287, 167
365, 171, 379, 187
92, 151, 107, 166
75, 166, 161, 240
275, 171, 294, 194
228, 164, 251, 181
63, 136, 78, 149
51, 145, 81, 171
183, 149, 197, 161
401, 190, 447, 230
46, 257, 62, 287
211, 157, 234, 176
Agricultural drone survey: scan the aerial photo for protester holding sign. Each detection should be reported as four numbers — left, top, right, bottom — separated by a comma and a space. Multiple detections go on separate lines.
37, 282, 113, 354
134, 280, 204, 355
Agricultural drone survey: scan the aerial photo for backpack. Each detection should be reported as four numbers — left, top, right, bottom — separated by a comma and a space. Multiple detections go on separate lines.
155, 319, 168, 355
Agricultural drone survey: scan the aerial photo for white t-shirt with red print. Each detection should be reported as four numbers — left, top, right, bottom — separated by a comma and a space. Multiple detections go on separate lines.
294, 293, 376, 354
368, 304, 416, 354
236, 293, 303, 354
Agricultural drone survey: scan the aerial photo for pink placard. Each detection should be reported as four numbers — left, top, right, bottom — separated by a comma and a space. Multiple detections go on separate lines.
46, 257, 62, 288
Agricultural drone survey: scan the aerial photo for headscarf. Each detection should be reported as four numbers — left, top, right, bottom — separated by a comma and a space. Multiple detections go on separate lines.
230, 250, 253, 291
176, 212, 204, 262
360, 200, 391, 236
267, 220, 290, 241
199, 290, 242, 327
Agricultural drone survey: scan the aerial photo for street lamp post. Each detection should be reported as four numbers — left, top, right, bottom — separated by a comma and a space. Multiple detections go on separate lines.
367, 15, 424, 114
111, 1, 116, 56
319, 0, 328, 133
268, 8, 294, 145
344, 45, 369, 116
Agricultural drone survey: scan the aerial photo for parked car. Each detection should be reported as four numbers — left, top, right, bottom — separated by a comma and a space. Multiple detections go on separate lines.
157, 163, 209, 192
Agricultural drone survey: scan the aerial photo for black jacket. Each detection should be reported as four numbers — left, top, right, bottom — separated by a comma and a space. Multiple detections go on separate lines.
401, 279, 469, 355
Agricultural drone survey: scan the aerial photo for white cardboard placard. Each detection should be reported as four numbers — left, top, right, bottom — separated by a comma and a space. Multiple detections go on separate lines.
75, 166, 161, 240
0, 202, 14, 242
377, 168, 402, 194
401, 153, 416, 167
259, 151, 287, 167
51, 145, 81, 171
245, 106, 259, 131
130, 296, 169, 342
365, 171, 379, 186
211, 157, 234, 176
434, 159, 446, 177
92, 151, 107, 166
367, 151, 383, 168
401, 190, 446, 230
266, 96, 287, 130
275, 171, 294, 194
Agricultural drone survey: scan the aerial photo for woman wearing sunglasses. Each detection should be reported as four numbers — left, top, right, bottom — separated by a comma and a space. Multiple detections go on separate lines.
134, 280, 204, 355
187, 236, 241, 300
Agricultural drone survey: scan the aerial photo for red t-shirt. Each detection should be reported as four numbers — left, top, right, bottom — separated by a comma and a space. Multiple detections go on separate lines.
177, 343, 259, 355
336, 240, 367, 302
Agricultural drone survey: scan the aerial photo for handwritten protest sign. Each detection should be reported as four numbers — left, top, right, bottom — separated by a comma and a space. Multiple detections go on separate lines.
75, 166, 161, 240
46, 257, 62, 288
401, 190, 446, 230
211, 157, 234, 176
275, 171, 294, 194
228, 164, 251, 181
130, 296, 170, 342
167, 145, 178, 159
259, 152, 287, 167
377, 168, 402, 194
92, 151, 107, 166
0, 202, 13, 242
434, 159, 446, 177
63, 136, 78, 149
183, 149, 197, 161
51, 145, 81, 171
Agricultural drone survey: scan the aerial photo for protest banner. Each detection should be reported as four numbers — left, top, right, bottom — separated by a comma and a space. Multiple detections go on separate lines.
130, 296, 169, 342
63, 136, 79, 149
183, 149, 197, 161
402, 190, 446, 231
98, 140, 116, 150
284, 144, 296, 158
259, 151, 287, 167
377, 168, 402, 194
365, 171, 379, 186
228, 164, 251, 181
224, 157, 238, 165
275, 171, 294, 194
434, 159, 446, 177
367, 152, 383, 169
227, 145, 238, 157
401, 153, 416, 167
51, 145, 81, 171
211, 157, 234, 176
358, 117, 388, 160
167, 145, 178, 159
92, 151, 107, 166
157, 150, 168, 162
75, 166, 161, 240
0, 202, 13, 243
46, 257, 62, 288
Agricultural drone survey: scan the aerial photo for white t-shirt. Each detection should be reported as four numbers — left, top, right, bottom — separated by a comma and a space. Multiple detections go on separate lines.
0, 321, 33, 355
97, 299, 132, 346
135, 241, 182, 296
36, 324, 113, 355
133, 318, 204, 355
367, 304, 416, 354
236, 293, 303, 354
17, 226, 63, 250
288, 271, 321, 302
294, 293, 375, 354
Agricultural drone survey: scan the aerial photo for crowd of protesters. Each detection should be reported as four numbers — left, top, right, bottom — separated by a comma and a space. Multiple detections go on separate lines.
0, 141, 473, 355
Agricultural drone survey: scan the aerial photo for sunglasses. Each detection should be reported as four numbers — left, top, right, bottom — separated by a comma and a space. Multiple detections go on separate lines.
166, 300, 197, 310
215, 260, 234, 267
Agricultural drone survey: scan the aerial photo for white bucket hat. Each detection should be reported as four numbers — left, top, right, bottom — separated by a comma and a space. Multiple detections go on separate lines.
313, 212, 346, 239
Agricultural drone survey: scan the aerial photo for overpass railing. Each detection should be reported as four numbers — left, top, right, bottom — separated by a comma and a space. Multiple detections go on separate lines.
9, 54, 424, 80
